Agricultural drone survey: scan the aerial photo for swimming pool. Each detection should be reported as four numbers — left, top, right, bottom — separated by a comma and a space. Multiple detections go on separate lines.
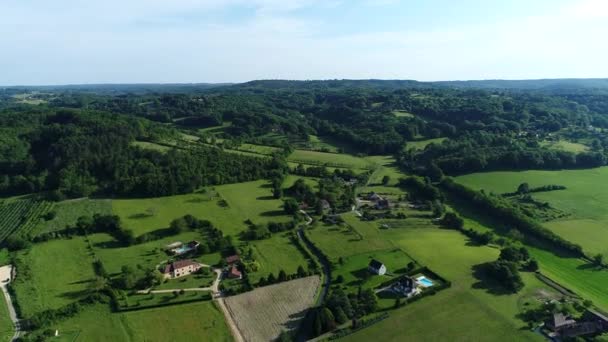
416, 276, 434, 287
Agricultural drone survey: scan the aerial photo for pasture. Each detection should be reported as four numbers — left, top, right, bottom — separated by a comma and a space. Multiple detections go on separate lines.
540, 140, 589, 153
332, 249, 416, 289
456, 167, 608, 256
405, 137, 446, 151
0, 298, 13, 342
288, 150, 375, 170
225, 276, 320, 341
247, 233, 311, 283
12, 236, 96, 316
235, 143, 280, 155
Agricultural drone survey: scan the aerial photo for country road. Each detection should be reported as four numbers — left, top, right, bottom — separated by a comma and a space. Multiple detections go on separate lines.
0, 265, 20, 342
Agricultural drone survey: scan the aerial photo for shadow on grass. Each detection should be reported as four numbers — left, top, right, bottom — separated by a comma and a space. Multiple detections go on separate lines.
260, 210, 286, 217
256, 195, 275, 201
128, 213, 154, 219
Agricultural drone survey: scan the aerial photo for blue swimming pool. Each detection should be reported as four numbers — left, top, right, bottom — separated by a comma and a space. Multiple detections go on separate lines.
416, 276, 434, 287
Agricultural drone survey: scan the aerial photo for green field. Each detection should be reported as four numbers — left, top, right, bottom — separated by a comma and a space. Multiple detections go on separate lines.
51, 301, 231, 342
405, 137, 447, 151
456, 167, 608, 256
34, 198, 112, 235
346, 228, 547, 341
235, 143, 281, 155
12, 236, 96, 317
540, 140, 589, 153
288, 150, 375, 169
0, 297, 13, 342
333, 249, 416, 288
131, 140, 172, 152
391, 110, 414, 118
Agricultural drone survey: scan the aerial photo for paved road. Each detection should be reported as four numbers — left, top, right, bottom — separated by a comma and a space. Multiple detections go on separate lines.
0, 265, 20, 342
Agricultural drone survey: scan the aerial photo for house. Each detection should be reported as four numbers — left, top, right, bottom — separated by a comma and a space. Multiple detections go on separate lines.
545, 313, 578, 336
391, 276, 419, 298
227, 265, 242, 279
375, 199, 390, 210
368, 259, 387, 275
225, 255, 241, 265
366, 192, 383, 201
162, 259, 202, 279
548, 310, 608, 338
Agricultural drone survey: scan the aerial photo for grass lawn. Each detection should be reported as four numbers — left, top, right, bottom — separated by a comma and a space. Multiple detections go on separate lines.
456, 167, 608, 256
0, 296, 13, 342
346, 228, 547, 341
131, 141, 172, 152
34, 198, 112, 235
288, 150, 375, 170
0, 249, 9, 266
405, 137, 446, 151
154, 271, 215, 290
12, 236, 96, 316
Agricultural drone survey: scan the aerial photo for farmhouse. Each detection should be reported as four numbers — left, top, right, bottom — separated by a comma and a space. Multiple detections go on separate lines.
227, 265, 242, 279
225, 255, 241, 265
546, 310, 608, 338
368, 259, 387, 275
162, 259, 202, 279
390, 276, 419, 298
366, 192, 383, 201
375, 199, 390, 210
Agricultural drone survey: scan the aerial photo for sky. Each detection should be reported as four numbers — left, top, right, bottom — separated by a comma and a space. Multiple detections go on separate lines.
1, 0, 607, 85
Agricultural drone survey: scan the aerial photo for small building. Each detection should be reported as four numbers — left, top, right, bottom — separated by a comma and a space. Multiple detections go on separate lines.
162, 259, 202, 279
227, 265, 242, 279
366, 192, 383, 201
225, 255, 241, 265
545, 313, 577, 335
368, 259, 387, 275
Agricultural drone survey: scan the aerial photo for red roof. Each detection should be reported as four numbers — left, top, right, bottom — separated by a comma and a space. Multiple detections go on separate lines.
225, 255, 240, 264
228, 266, 242, 278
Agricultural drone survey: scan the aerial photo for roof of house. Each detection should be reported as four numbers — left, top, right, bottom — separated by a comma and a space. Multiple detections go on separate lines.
586, 309, 608, 322
229, 266, 242, 277
550, 313, 577, 328
225, 255, 240, 264
368, 259, 384, 270
172, 259, 199, 270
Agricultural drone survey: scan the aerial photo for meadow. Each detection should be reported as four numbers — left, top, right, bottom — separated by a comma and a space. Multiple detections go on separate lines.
51, 301, 232, 342
332, 249, 416, 289
391, 110, 414, 118
12, 236, 97, 317
0, 298, 13, 342
34, 198, 112, 235
540, 140, 589, 153
288, 150, 375, 170
456, 167, 608, 256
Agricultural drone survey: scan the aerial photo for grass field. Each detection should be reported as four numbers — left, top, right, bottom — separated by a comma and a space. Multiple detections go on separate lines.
288, 150, 375, 170
225, 276, 320, 341
34, 198, 112, 235
346, 228, 547, 341
456, 167, 608, 256
51, 301, 232, 342
12, 236, 96, 317
235, 143, 281, 155
248, 233, 310, 283
0, 296, 13, 342
540, 140, 589, 153
131, 140, 172, 152
332, 249, 416, 289
392, 110, 414, 118
405, 137, 447, 151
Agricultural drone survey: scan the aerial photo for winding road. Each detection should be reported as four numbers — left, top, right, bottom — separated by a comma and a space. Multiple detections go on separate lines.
0, 265, 20, 342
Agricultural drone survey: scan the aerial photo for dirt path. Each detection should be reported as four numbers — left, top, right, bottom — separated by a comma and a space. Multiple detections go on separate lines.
216, 296, 245, 342
0, 265, 20, 342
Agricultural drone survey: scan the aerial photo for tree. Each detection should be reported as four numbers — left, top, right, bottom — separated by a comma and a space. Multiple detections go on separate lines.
320, 307, 336, 332
334, 306, 348, 324
593, 254, 604, 267
277, 331, 292, 342
517, 182, 530, 194
441, 212, 463, 230
278, 269, 288, 282
297, 265, 307, 277
283, 198, 299, 215
88, 276, 108, 293
267, 273, 276, 284
381, 175, 390, 185
170, 217, 189, 234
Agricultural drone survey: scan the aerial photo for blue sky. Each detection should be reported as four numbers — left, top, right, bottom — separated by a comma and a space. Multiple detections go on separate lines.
1, 0, 607, 85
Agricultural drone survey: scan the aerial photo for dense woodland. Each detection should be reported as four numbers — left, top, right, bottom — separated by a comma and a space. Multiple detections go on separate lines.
3, 79, 608, 200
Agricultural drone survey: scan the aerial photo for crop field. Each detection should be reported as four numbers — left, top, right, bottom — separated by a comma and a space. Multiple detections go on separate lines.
346, 227, 549, 341
0, 198, 53, 242
405, 137, 447, 151
12, 236, 96, 316
456, 167, 608, 256
225, 276, 320, 341
34, 198, 112, 235
288, 150, 375, 170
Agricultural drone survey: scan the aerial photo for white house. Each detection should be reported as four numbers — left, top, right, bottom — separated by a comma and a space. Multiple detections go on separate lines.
368, 259, 387, 275
162, 259, 202, 279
